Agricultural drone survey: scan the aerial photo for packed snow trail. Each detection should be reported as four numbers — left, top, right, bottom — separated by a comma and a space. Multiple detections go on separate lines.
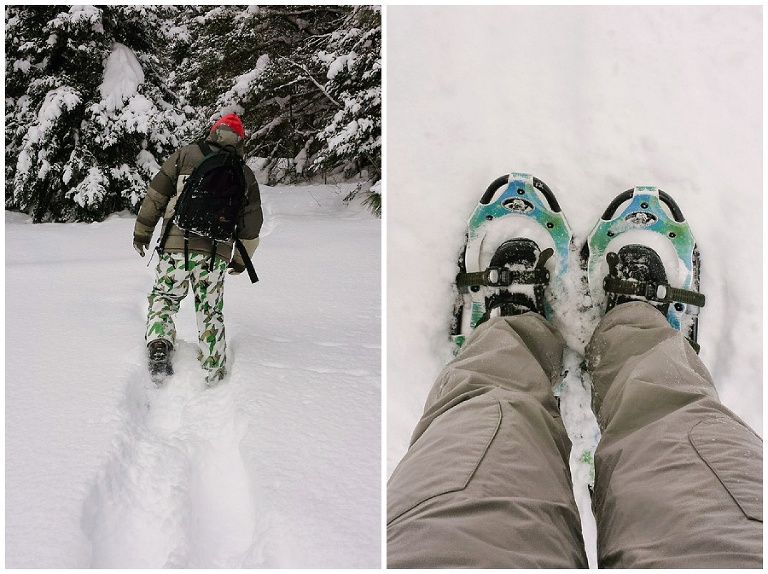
82, 349, 263, 568
5, 183, 381, 568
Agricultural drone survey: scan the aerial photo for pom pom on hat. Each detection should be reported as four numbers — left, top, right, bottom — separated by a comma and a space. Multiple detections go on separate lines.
210, 113, 245, 139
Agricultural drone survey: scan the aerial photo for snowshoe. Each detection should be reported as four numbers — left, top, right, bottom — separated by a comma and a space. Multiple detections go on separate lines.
451, 173, 572, 348
583, 186, 705, 347
148, 339, 174, 384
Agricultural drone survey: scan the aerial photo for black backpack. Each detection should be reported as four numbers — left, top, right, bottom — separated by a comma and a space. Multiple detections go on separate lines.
158, 142, 258, 283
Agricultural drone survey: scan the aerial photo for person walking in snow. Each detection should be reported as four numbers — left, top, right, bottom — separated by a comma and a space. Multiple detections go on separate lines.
133, 113, 263, 385
387, 180, 762, 568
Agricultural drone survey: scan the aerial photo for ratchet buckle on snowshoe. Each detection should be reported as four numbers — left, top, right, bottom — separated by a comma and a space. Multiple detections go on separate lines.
457, 252, 552, 292
603, 275, 705, 308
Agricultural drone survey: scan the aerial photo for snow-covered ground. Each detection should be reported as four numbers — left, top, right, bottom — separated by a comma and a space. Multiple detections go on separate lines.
386, 5, 762, 567
5, 184, 381, 568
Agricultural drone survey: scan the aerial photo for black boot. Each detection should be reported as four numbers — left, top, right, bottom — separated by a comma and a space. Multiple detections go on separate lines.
148, 339, 173, 384
481, 238, 553, 321
604, 245, 670, 316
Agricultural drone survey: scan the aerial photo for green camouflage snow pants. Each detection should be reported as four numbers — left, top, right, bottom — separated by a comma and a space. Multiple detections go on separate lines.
146, 252, 228, 382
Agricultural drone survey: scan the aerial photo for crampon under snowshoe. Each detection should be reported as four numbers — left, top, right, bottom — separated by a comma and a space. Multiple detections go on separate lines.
451, 173, 572, 348
583, 186, 705, 350
148, 339, 174, 384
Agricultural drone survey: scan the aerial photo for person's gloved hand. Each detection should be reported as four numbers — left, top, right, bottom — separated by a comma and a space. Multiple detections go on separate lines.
227, 260, 245, 275
134, 238, 149, 257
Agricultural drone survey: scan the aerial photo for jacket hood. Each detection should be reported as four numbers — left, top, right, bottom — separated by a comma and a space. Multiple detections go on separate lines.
206, 124, 245, 157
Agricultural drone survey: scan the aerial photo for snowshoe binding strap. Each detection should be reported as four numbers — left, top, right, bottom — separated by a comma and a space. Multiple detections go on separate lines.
456, 248, 553, 291
603, 275, 705, 308
484, 292, 540, 318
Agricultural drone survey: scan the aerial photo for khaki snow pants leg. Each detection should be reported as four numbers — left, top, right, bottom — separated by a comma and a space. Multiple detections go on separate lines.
387, 315, 588, 568
586, 301, 763, 568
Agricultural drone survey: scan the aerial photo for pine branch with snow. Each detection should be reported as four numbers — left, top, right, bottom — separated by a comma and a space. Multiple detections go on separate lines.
5, 6, 191, 222
312, 6, 381, 214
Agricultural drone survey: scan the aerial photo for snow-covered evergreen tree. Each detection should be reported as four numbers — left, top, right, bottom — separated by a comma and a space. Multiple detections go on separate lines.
313, 6, 381, 216
313, 6, 381, 183
182, 5, 355, 184
5, 6, 189, 222
5, 5, 382, 222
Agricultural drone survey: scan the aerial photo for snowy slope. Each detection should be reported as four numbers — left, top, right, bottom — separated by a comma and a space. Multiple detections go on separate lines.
5, 183, 381, 568
386, 5, 762, 568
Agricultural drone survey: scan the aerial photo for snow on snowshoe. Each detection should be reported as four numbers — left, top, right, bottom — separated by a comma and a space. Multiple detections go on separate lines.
451, 173, 573, 348
148, 339, 174, 385
583, 186, 705, 347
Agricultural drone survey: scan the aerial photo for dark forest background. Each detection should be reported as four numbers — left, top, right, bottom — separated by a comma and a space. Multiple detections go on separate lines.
5, 5, 381, 222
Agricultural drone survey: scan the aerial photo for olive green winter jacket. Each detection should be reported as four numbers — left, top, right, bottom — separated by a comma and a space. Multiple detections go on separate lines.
133, 124, 263, 264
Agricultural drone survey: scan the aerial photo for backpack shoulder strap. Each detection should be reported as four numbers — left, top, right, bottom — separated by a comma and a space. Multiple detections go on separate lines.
198, 141, 213, 157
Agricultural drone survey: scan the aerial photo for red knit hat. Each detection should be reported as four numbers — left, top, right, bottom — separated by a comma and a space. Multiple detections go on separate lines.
210, 113, 245, 139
